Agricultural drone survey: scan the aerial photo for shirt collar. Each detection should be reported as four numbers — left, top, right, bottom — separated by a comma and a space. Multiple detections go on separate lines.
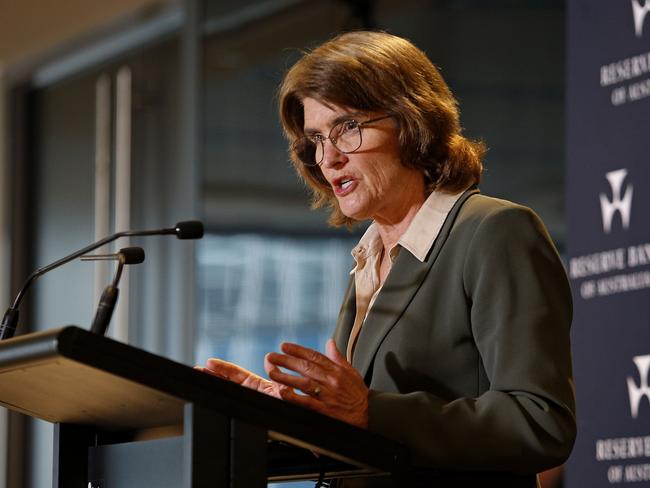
398, 189, 466, 262
350, 224, 384, 274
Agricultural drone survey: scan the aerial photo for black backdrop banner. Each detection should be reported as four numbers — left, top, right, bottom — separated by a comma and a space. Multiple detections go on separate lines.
566, 0, 650, 486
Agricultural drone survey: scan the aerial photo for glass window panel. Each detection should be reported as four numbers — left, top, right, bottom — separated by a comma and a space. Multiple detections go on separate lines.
196, 234, 355, 376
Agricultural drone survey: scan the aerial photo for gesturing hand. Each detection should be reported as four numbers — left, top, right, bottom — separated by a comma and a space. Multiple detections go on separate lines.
264, 339, 369, 428
197, 358, 285, 399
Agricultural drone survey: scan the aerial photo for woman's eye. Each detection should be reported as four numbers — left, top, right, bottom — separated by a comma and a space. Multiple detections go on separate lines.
308, 134, 324, 143
341, 120, 358, 133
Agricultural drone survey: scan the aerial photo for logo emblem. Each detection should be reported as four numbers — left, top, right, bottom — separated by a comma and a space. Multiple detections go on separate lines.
627, 355, 650, 418
599, 169, 633, 233
632, 0, 650, 37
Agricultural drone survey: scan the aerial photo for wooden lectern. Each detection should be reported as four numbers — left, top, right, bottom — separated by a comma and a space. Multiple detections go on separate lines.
0, 326, 407, 487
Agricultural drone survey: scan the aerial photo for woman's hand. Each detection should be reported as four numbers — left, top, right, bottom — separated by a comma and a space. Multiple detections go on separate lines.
264, 339, 369, 428
197, 358, 285, 399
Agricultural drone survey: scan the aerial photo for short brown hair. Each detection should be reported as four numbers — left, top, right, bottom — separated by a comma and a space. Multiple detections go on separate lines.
278, 30, 485, 227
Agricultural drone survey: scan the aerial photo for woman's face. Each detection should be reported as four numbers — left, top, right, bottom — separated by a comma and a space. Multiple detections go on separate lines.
302, 97, 425, 223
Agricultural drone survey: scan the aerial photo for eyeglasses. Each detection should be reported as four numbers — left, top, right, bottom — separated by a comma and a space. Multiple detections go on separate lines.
295, 115, 393, 167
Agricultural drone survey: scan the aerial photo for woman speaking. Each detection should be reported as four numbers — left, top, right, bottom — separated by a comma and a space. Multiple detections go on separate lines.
199, 31, 576, 487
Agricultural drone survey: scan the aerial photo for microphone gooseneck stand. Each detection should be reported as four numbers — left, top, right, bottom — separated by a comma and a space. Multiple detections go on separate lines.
0, 221, 203, 340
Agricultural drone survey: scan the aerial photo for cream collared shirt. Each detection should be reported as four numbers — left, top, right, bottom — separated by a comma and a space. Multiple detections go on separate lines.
346, 189, 466, 362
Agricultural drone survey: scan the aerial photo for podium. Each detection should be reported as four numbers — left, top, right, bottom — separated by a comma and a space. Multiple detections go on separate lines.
0, 326, 407, 487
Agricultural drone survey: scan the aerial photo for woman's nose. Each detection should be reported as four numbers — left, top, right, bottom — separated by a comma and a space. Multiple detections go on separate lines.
320, 139, 347, 168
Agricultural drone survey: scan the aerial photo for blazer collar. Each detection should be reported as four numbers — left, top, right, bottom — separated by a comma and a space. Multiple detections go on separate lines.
351, 187, 480, 378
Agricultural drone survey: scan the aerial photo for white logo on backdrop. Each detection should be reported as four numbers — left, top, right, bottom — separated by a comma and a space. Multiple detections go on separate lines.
627, 355, 650, 418
600, 169, 633, 233
632, 0, 650, 36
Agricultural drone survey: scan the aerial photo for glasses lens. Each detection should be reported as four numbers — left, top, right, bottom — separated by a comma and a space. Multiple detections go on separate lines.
295, 138, 320, 166
314, 139, 324, 165
332, 120, 361, 153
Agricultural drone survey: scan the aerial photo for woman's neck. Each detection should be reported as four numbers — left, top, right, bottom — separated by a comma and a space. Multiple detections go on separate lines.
373, 185, 427, 253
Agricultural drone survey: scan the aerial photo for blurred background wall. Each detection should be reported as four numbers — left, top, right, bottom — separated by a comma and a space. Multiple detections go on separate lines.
0, 1, 566, 487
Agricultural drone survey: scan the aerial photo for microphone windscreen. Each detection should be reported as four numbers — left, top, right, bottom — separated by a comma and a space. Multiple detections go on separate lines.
120, 247, 145, 265
175, 220, 204, 240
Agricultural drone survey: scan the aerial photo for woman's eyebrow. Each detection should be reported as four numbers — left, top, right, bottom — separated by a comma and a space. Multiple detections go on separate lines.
303, 127, 320, 136
304, 112, 365, 134
332, 112, 364, 124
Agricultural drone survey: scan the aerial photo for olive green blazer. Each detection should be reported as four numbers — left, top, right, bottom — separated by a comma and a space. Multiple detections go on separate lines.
333, 189, 576, 487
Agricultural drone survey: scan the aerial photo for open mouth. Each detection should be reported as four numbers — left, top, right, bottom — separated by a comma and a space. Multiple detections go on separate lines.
332, 176, 357, 196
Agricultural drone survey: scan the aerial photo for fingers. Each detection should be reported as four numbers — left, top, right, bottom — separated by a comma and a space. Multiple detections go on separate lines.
266, 343, 337, 381
264, 353, 279, 376
267, 364, 322, 397
278, 387, 325, 413
204, 358, 259, 385
266, 352, 327, 382
201, 357, 287, 399
326, 339, 348, 366
280, 342, 333, 369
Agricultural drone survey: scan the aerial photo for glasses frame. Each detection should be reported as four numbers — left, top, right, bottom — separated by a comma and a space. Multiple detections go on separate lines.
298, 114, 393, 167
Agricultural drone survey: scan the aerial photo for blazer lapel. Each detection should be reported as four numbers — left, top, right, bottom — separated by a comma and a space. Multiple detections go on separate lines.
333, 276, 355, 354
351, 188, 479, 378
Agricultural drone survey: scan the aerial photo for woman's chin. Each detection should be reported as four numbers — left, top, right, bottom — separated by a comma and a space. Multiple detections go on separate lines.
339, 205, 370, 222
336, 193, 376, 221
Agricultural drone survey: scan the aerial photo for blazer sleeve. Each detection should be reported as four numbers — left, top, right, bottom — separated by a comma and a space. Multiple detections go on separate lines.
366, 205, 576, 474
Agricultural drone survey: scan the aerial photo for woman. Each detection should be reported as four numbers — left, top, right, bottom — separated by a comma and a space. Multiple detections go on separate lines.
200, 31, 576, 486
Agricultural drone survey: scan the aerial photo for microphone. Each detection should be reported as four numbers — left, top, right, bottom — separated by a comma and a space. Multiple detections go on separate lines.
81, 247, 145, 336
0, 220, 203, 340
174, 221, 203, 240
